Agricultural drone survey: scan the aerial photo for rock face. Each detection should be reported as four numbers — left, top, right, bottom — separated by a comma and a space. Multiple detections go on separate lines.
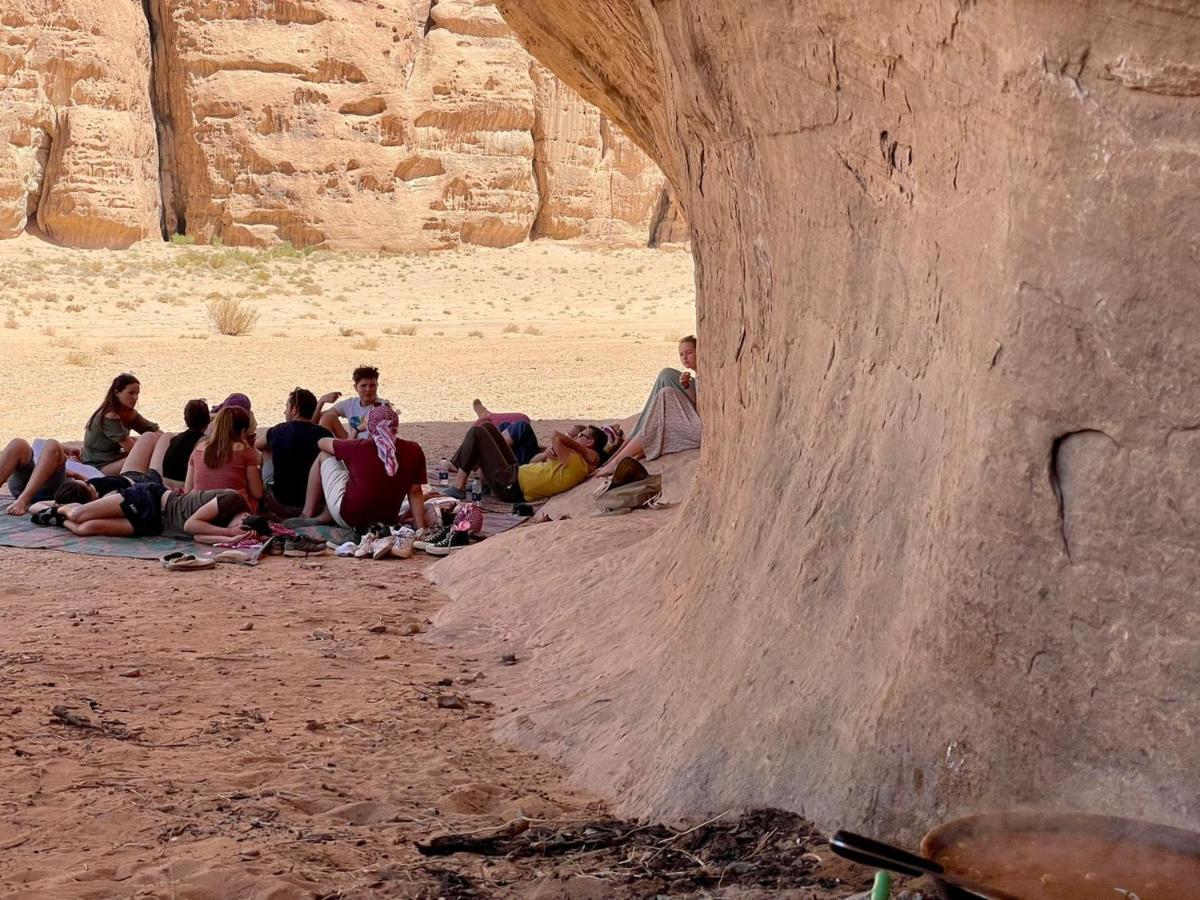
433, 0, 1200, 840
0, 0, 678, 250
0, 1, 161, 248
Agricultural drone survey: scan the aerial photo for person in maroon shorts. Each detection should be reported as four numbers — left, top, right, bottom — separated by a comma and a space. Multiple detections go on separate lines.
301, 405, 428, 532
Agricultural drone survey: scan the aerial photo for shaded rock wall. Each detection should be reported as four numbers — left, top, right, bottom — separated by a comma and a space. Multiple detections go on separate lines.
435, 0, 1200, 839
0, 0, 681, 250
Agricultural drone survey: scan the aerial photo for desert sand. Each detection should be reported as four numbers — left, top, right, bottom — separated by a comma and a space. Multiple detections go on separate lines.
0, 237, 696, 441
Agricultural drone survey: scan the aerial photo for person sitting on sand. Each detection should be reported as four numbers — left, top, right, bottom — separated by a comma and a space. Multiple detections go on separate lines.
471, 399, 541, 464
256, 387, 331, 517
319, 366, 389, 440
302, 405, 428, 531
42, 482, 251, 543
595, 336, 700, 479
119, 399, 211, 489
208, 393, 257, 439
445, 420, 607, 503
186, 406, 263, 511
629, 335, 698, 438
80, 373, 160, 474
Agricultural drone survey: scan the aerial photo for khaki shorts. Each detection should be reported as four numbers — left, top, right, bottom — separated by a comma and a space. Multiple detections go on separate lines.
320, 455, 351, 529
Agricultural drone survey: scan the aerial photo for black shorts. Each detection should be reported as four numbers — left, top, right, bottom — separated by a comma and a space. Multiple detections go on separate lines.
119, 481, 168, 537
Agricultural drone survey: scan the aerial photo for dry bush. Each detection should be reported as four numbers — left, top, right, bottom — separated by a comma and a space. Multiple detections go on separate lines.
3, 316, 17, 329
397, 324, 417, 336
468, 330, 484, 339
99, 342, 118, 356
338, 327, 363, 338
503, 323, 520, 334
299, 312, 317, 320
64, 350, 92, 367
352, 337, 380, 351
50, 336, 77, 348
207, 296, 259, 336
523, 325, 543, 336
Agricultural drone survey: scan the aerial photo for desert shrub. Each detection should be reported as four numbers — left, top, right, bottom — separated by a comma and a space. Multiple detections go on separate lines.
64, 350, 92, 366
169, 233, 195, 245
468, 330, 483, 338
3, 316, 17, 329
64, 304, 85, 313
397, 325, 417, 336
523, 325, 543, 336
353, 337, 380, 351
503, 323, 520, 333
337, 327, 363, 338
207, 296, 259, 336
99, 342, 118, 356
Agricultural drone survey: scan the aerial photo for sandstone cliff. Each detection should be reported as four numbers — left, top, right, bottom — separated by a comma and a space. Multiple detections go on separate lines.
0, 0, 680, 250
432, 0, 1200, 841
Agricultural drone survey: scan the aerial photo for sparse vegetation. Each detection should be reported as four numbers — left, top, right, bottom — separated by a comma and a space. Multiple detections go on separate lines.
64, 350, 92, 366
523, 325, 543, 336
352, 337, 380, 351
207, 296, 259, 336
169, 233, 196, 245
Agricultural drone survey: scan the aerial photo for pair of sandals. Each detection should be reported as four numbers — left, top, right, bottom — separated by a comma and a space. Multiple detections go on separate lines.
161, 549, 254, 571
30, 505, 67, 527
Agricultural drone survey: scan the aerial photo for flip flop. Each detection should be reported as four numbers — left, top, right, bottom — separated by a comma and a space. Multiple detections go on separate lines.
160, 553, 215, 571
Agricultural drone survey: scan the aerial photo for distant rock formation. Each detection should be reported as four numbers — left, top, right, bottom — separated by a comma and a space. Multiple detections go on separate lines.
0, 0, 683, 250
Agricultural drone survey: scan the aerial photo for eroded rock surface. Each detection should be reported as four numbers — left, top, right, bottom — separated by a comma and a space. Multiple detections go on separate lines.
433, 0, 1200, 840
0, 0, 676, 250
0, 1, 161, 248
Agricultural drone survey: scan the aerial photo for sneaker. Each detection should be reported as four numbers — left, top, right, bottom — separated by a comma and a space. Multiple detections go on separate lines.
371, 534, 396, 559
412, 526, 450, 553
422, 529, 472, 556
284, 535, 330, 557
390, 537, 415, 559
352, 533, 376, 559
31, 506, 65, 527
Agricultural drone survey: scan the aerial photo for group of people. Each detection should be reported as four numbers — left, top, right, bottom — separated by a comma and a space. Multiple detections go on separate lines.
0, 336, 701, 552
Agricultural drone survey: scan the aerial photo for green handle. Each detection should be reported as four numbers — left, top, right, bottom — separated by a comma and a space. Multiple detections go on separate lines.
871, 870, 892, 900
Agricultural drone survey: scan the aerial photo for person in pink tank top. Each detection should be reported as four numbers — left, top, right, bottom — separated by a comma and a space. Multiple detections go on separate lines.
185, 406, 263, 511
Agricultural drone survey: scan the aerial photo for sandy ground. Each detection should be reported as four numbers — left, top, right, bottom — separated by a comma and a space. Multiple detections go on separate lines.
0, 236, 697, 441
0, 540, 873, 899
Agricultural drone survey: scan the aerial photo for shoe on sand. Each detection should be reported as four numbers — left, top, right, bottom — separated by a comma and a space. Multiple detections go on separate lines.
371, 534, 396, 559
284, 536, 330, 557
161, 552, 215, 571
390, 537, 415, 559
422, 529, 472, 556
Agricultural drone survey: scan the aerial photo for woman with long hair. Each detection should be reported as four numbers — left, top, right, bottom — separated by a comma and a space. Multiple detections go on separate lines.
81, 373, 160, 475
185, 406, 263, 510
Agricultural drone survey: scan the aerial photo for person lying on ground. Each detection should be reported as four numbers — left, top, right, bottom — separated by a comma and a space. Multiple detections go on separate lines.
470, 399, 541, 464
186, 406, 263, 510
301, 405, 428, 531
445, 422, 607, 503
118, 398, 211, 489
630, 335, 698, 439
318, 366, 389, 440
256, 387, 331, 517
48, 484, 251, 543
80, 373, 160, 474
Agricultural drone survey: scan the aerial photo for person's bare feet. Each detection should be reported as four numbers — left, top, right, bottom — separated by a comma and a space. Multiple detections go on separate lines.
472, 399, 490, 419
7, 498, 29, 516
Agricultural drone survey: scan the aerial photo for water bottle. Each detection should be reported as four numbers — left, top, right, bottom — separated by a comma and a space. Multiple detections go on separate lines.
437, 457, 449, 485
469, 477, 481, 502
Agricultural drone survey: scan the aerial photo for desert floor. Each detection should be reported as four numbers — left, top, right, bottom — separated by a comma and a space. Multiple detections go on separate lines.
0, 237, 698, 440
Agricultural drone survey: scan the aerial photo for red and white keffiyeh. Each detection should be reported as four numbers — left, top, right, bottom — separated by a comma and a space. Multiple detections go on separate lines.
367, 404, 400, 476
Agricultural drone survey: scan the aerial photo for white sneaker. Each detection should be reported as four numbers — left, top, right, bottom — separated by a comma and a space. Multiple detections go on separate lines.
353, 534, 375, 559
390, 537, 414, 559
371, 535, 396, 559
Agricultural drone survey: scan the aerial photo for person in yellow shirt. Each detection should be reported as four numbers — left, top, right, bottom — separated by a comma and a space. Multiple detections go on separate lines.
443, 422, 607, 503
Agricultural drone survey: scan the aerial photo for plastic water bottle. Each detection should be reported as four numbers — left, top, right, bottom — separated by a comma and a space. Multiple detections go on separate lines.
437, 457, 449, 485
469, 477, 481, 502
